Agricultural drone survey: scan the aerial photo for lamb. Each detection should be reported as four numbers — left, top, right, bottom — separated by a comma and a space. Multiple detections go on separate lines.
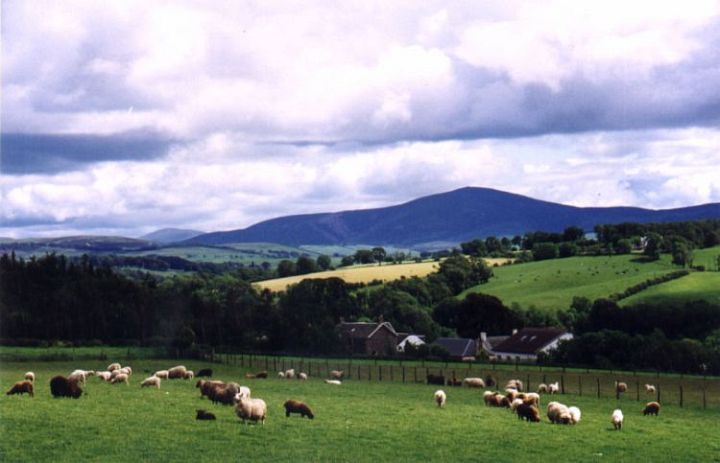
235, 396, 267, 424
107, 362, 121, 372
506, 389, 520, 402
111, 373, 129, 385
484, 392, 510, 408
645, 384, 656, 394
284, 368, 295, 379
537, 383, 548, 393
434, 390, 447, 407
330, 370, 344, 380
50, 375, 83, 398
235, 386, 251, 400
6, 380, 34, 397
547, 401, 572, 424
196, 409, 216, 420
24, 372, 35, 383
168, 365, 188, 379
69, 369, 94, 385
154, 370, 169, 379
548, 382, 560, 394
140, 376, 161, 388
96, 371, 112, 382
505, 379, 523, 391
278, 371, 286, 378
568, 406, 582, 424
615, 381, 628, 395
324, 379, 342, 385
298, 372, 308, 381
284, 399, 314, 419
611, 409, 624, 430
643, 401, 661, 416
196, 368, 213, 378
184, 370, 195, 380
516, 402, 541, 422
462, 377, 485, 388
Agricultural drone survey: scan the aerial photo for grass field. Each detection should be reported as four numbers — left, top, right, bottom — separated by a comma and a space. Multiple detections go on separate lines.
460, 253, 711, 312
620, 272, 720, 306
2, 358, 720, 462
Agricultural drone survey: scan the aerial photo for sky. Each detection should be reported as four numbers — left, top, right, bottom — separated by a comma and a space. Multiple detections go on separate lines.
2, 0, 720, 239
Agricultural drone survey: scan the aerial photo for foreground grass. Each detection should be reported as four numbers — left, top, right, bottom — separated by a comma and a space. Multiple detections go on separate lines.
2, 360, 719, 462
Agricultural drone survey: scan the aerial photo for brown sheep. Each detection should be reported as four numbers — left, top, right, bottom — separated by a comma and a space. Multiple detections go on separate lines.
615, 381, 628, 394
50, 375, 83, 398
196, 409, 216, 420
255, 371, 268, 379
210, 382, 241, 405
196, 380, 225, 399
516, 402, 541, 422
330, 370, 344, 380
643, 401, 661, 416
6, 380, 34, 397
284, 399, 314, 419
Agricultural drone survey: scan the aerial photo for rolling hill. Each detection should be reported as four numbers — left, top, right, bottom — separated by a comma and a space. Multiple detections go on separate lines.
140, 228, 203, 243
186, 187, 720, 247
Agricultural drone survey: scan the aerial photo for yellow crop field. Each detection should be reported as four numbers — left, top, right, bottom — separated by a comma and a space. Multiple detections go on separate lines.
254, 257, 512, 292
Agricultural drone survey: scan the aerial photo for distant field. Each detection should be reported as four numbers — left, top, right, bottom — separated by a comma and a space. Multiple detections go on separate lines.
2, 358, 719, 462
461, 253, 687, 312
620, 272, 720, 306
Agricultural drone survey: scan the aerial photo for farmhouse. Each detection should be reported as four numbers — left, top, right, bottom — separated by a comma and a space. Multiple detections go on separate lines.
431, 337, 478, 361
337, 321, 399, 356
487, 327, 573, 362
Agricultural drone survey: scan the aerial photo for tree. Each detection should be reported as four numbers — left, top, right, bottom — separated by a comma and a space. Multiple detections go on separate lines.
460, 239, 487, 257
643, 233, 662, 260
563, 226, 585, 242
340, 255, 354, 267
295, 256, 317, 275
371, 247, 387, 266
614, 239, 632, 255
532, 242, 558, 261
354, 249, 374, 264
558, 242, 577, 258
433, 292, 522, 338
316, 255, 332, 271
277, 259, 296, 277
671, 240, 693, 267
485, 236, 502, 254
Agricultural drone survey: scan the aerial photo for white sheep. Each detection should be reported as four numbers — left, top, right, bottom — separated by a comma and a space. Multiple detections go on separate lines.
324, 379, 342, 385
547, 401, 571, 424
278, 371, 286, 378
284, 368, 295, 379
107, 362, 121, 372
140, 376, 161, 388
111, 373, 129, 385
537, 383, 548, 393
524, 392, 540, 407
24, 372, 35, 383
96, 371, 112, 381
568, 406, 581, 424
184, 370, 195, 380
434, 390, 446, 407
154, 370, 169, 379
68, 369, 94, 385
235, 396, 267, 424
548, 382, 560, 394
510, 398, 524, 412
234, 386, 251, 400
505, 379, 523, 391
611, 409, 624, 430
298, 372, 308, 380
118, 367, 132, 376
167, 365, 188, 379
645, 384, 656, 394
462, 377, 485, 388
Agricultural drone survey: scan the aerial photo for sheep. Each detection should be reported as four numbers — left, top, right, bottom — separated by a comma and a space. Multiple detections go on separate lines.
434, 390, 446, 407
254, 371, 268, 379
615, 381, 628, 395
235, 386, 251, 400
111, 373, 129, 385
506, 389, 520, 402
24, 372, 35, 383
568, 406, 581, 424
643, 401, 661, 416
324, 379, 342, 385
524, 392, 540, 407
117, 367, 132, 376
330, 370, 344, 380
484, 392, 510, 408
184, 370, 195, 380
547, 401, 572, 424
235, 396, 267, 424
483, 391, 497, 406
426, 374, 445, 386
278, 371, 286, 378
537, 383, 548, 393
196, 368, 213, 378
484, 375, 496, 388
168, 365, 188, 379
196, 409, 216, 420
510, 398, 524, 412
6, 380, 34, 397
462, 377, 485, 388
107, 362, 121, 372
505, 379, 523, 391
196, 380, 225, 399
50, 375, 83, 398
69, 369, 94, 385
298, 372, 308, 381
140, 376, 161, 388
284, 368, 295, 379
210, 382, 242, 405
96, 371, 112, 381
645, 384, 656, 394
516, 402, 541, 422
154, 370, 169, 380
284, 399, 314, 419
611, 409, 624, 430
548, 382, 560, 394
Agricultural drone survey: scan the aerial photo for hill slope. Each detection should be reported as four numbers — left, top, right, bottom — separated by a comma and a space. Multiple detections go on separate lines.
187, 187, 720, 247
140, 228, 203, 243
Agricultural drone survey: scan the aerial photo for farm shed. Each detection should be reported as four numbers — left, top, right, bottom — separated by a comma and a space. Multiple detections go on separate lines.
337, 321, 399, 356
431, 337, 478, 361
396, 334, 426, 353
488, 327, 573, 362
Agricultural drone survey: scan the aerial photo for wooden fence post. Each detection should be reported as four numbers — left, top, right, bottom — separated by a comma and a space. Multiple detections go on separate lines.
578, 376, 582, 396
597, 378, 600, 398
657, 384, 661, 403
402, 366, 406, 383
379, 365, 382, 381
703, 388, 707, 410
560, 375, 565, 394
636, 381, 640, 401
526, 374, 531, 392
679, 385, 683, 408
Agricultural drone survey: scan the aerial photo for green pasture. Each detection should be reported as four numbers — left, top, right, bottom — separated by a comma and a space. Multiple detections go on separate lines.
461, 253, 700, 312
620, 272, 720, 306
2, 359, 720, 462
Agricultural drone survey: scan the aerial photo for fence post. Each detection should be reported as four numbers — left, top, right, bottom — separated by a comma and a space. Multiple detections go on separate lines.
679, 385, 683, 408
703, 388, 707, 410
369, 365, 372, 381
560, 375, 565, 394
402, 366, 406, 383
543, 374, 547, 384
657, 384, 661, 403
578, 376, 582, 396
391, 366, 394, 382
636, 381, 640, 401
414, 367, 417, 383
526, 374, 530, 392
379, 365, 382, 381
265, 356, 268, 371
597, 378, 600, 398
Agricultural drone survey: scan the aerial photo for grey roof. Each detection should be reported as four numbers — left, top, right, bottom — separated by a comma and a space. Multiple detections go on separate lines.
432, 337, 477, 358
491, 327, 568, 355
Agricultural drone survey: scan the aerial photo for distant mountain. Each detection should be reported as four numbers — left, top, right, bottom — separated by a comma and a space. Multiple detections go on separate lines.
186, 187, 720, 248
0, 235, 157, 253
140, 228, 203, 243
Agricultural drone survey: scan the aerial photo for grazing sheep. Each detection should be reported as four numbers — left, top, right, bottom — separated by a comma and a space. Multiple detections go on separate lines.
506, 389, 520, 402
235, 396, 267, 424
615, 381, 628, 394
284, 399, 314, 419
516, 402, 541, 422
463, 377, 485, 388
168, 365, 188, 379
210, 382, 242, 405
96, 371, 112, 381
69, 369, 94, 385
236, 386, 251, 400
184, 370, 195, 380
505, 379, 523, 391
611, 409, 624, 430
154, 370, 169, 380
245, 373, 257, 379
197, 380, 225, 399
196, 368, 213, 378
284, 368, 295, 379
645, 384, 656, 394
50, 375, 83, 398
298, 372, 308, 381
434, 390, 447, 407
278, 371, 286, 378
324, 379, 342, 385
330, 370, 344, 380
6, 380, 34, 397
254, 371, 268, 379
483, 391, 496, 406
568, 406, 582, 424
548, 382, 560, 394
117, 367, 132, 376
547, 401, 572, 424
643, 402, 661, 416
484, 375, 496, 388
24, 372, 35, 383
107, 363, 121, 372
140, 376, 161, 388
426, 374, 445, 386
524, 393, 540, 407
111, 373, 129, 385
196, 409, 216, 420
446, 376, 462, 387
510, 398, 524, 412
537, 383, 548, 393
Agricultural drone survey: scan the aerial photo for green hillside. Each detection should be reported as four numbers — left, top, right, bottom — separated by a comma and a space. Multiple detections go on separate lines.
620, 272, 720, 306
460, 253, 700, 312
